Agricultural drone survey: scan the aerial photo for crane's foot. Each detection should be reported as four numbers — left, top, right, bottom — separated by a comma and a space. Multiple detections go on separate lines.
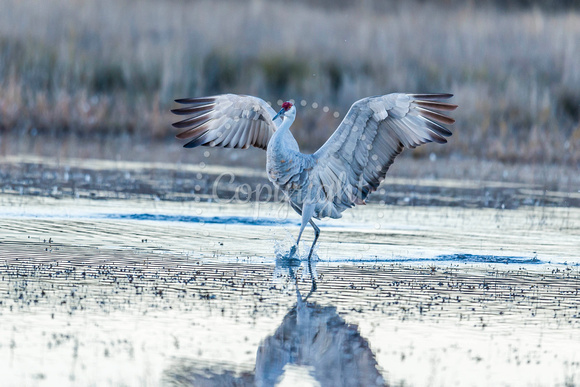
289, 244, 297, 257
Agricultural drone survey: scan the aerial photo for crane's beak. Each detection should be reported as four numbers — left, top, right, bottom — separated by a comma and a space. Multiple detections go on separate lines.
272, 108, 285, 121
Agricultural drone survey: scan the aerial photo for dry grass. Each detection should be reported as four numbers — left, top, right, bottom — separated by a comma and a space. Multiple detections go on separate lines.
0, 0, 579, 163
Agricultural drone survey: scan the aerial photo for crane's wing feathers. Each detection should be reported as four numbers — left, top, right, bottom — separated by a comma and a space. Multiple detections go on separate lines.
172, 94, 279, 150
311, 93, 456, 216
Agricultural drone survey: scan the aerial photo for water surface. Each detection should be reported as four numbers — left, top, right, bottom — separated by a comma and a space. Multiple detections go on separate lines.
1, 168, 579, 386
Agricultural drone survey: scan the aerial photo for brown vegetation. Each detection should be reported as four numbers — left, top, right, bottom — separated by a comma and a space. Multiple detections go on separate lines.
0, 0, 579, 163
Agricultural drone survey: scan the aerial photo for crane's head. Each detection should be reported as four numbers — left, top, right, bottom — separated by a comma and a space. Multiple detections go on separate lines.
272, 101, 295, 121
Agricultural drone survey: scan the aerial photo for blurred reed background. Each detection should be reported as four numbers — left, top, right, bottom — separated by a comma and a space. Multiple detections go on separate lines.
0, 0, 579, 164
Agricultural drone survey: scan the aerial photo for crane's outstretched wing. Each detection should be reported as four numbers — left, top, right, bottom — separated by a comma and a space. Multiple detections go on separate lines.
311, 93, 457, 218
172, 94, 280, 150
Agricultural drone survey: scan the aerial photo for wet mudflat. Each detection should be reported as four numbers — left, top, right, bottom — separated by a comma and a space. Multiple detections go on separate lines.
1, 160, 580, 386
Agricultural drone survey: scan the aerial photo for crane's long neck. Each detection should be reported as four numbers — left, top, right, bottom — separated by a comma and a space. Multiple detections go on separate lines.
267, 114, 300, 177
270, 115, 298, 151
266, 113, 306, 187
275, 114, 294, 137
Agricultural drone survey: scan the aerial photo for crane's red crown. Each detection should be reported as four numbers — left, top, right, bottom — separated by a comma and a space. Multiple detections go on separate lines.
282, 101, 293, 111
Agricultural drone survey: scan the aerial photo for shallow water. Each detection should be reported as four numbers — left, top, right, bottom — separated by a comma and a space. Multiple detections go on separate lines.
1, 155, 580, 387
1, 190, 579, 386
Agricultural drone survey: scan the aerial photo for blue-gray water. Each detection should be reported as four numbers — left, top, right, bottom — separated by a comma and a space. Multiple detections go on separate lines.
1, 182, 579, 386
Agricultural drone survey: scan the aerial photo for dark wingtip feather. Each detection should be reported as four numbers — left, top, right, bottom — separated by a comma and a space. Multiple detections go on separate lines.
172, 113, 212, 129
416, 107, 455, 125
414, 100, 458, 112
174, 98, 193, 104
175, 130, 193, 139
183, 138, 203, 148
172, 119, 192, 129
430, 135, 448, 144
171, 104, 215, 116
174, 97, 216, 105
410, 93, 454, 100
418, 115, 453, 137
171, 108, 192, 115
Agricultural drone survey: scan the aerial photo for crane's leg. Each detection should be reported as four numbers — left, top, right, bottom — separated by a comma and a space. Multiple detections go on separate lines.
306, 219, 320, 293
307, 219, 320, 261
290, 203, 315, 256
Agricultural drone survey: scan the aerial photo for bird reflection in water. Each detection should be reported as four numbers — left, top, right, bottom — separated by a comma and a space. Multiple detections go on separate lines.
164, 259, 386, 387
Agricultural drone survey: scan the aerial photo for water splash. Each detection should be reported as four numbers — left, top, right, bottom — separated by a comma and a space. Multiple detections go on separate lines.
272, 232, 319, 287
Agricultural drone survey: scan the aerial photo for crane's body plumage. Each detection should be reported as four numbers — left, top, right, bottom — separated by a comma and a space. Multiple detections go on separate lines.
173, 93, 457, 260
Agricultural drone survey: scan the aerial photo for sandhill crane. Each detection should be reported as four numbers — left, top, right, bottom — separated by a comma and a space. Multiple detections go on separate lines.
172, 93, 457, 262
